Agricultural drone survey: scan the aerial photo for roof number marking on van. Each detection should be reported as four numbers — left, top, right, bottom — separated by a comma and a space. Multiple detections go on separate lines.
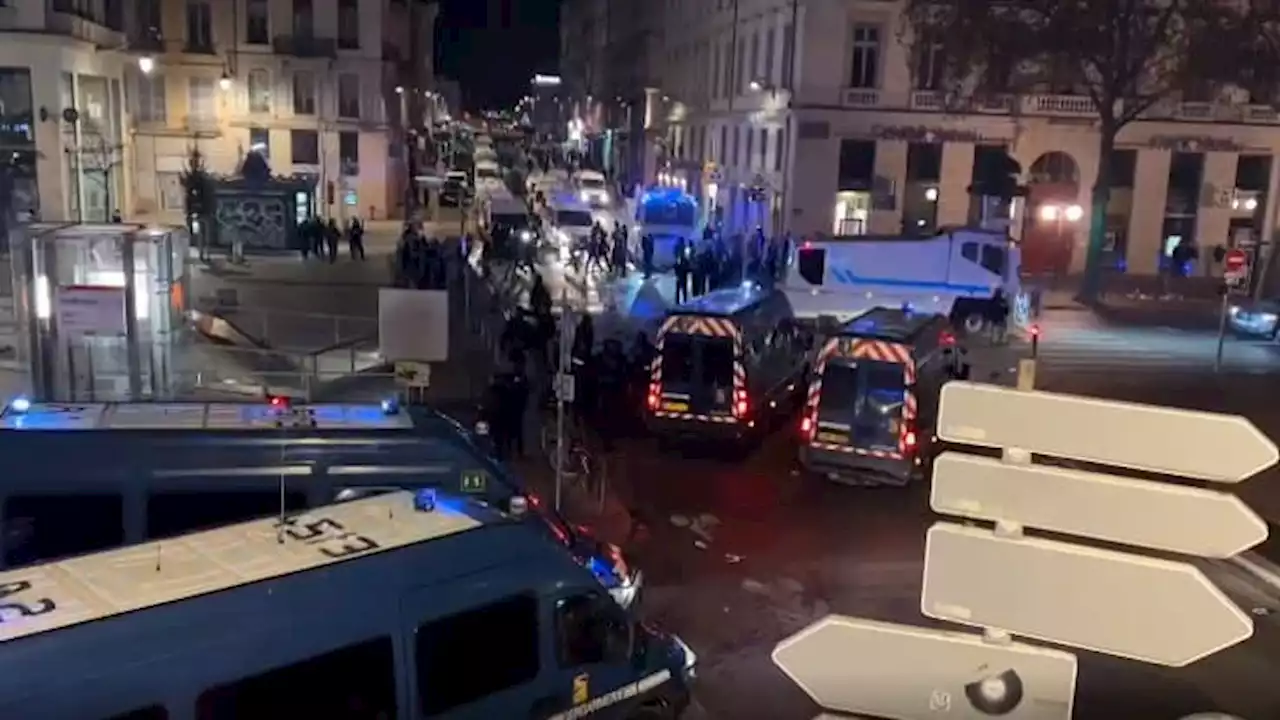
0, 492, 483, 643
548, 669, 673, 720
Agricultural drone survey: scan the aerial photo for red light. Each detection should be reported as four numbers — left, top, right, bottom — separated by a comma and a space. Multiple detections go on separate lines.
802, 241, 812, 249
1030, 324, 1041, 338
734, 399, 748, 417
940, 330, 956, 347
269, 396, 288, 408
646, 384, 660, 410
800, 416, 813, 433
904, 430, 918, 449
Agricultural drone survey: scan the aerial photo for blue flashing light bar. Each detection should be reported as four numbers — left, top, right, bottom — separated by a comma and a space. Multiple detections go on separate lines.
8, 397, 30, 413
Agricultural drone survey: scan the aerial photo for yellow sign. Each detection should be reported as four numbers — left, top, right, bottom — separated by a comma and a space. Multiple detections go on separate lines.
662, 402, 689, 412
572, 673, 589, 705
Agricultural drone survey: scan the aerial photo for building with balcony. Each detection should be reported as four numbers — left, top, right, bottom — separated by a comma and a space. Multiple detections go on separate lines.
657, 0, 1280, 277
124, 0, 441, 224
0, 0, 133, 222
560, 0, 665, 186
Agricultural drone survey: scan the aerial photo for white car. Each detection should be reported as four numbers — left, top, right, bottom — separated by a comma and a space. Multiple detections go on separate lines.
573, 170, 610, 206
549, 201, 597, 262
474, 161, 505, 193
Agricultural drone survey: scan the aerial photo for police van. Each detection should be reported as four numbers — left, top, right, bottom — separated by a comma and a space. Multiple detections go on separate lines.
798, 307, 962, 486
0, 491, 696, 720
0, 400, 643, 609
646, 286, 811, 441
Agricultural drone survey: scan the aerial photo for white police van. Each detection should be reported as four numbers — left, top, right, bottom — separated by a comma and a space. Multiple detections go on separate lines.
0, 491, 695, 719
781, 227, 1027, 332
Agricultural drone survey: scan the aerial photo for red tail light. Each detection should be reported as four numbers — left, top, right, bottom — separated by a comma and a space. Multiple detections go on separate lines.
940, 330, 956, 347
732, 388, 748, 418
904, 430, 918, 449
800, 415, 813, 434
646, 383, 660, 410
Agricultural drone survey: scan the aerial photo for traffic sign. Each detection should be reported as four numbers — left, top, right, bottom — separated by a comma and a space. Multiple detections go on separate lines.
921, 523, 1254, 666
937, 382, 1279, 482
773, 615, 1076, 719
1225, 248, 1248, 277
930, 452, 1268, 558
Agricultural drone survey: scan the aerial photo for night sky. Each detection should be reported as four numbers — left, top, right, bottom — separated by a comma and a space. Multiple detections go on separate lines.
435, 0, 561, 112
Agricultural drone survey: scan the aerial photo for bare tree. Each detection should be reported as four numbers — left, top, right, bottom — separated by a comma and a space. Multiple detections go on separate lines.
77, 123, 125, 222
902, 0, 1261, 301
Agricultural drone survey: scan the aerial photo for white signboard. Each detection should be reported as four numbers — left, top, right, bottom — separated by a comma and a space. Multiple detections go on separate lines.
378, 288, 448, 363
921, 523, 1253, 667
57, 285, 126, 338
773, 616, 1076, 720
936, 382, 1278, 483
930, 452, 1268, 558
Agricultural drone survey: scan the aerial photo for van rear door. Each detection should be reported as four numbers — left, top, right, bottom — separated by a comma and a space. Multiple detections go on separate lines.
814, 359, 906, 452
657, 333, 736, 416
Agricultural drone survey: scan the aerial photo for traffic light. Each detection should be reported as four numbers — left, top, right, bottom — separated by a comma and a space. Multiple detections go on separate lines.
969, 150, 1025, 202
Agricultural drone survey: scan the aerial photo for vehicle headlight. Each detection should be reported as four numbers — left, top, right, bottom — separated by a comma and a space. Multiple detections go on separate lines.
1261, 312, 1278, 325
580, 190, 591, 202
672, 633, 697, 677
519, 230, 533, 242
1229, 305, 1241, 317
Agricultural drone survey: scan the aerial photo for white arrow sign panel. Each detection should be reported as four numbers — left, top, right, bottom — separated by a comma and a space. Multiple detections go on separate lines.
922, 523, 1254, 666
773, 615, 1076, 720
937, 382, 1279, 483
930, 452, 1268, 558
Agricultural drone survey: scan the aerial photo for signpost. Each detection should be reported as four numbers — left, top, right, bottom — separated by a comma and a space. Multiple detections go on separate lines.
923, 381, 1276, 667
1219, 247, 1251, 371
773, 616, 1076, 720
1225, 248, 1249, 285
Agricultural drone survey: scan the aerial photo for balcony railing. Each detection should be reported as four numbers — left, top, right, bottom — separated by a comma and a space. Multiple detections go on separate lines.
273, 34, 338, 59
841, 89, 879, 107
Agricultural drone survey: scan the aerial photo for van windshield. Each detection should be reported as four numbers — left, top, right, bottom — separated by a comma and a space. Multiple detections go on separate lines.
557, 210, 594, 228
818, 360, 905, 450
476, 167, 499, 179
579, 177, 605, 189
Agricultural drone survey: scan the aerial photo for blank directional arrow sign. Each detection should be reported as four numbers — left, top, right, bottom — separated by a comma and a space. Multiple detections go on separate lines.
922, 523, 1254, 666
937, 382, 1279, 483
773, 615, 1076, 719
931, 452, 1268, 558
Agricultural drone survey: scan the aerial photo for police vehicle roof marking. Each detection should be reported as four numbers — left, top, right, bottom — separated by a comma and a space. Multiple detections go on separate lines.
0, 402, 417, 431
0, 492, 482, 643
674, 286, 774, 317
838, 308, 940, 343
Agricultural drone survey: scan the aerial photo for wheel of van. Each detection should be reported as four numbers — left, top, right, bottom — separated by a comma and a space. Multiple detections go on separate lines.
959, 312, 986, 335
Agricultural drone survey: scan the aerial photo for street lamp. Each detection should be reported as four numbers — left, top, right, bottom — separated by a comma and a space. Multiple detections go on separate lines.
138, 56, 155, 74
219, 71, 232, 91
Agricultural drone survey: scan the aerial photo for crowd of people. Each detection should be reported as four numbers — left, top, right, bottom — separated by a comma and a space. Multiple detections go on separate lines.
297, 216, 365, 263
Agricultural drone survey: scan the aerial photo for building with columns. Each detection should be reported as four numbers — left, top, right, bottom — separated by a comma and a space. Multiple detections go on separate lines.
655, 0, 1280, 277
0, 0, 437, 226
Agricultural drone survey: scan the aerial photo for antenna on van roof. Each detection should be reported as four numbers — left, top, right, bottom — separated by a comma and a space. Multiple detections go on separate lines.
155, 544, 162, 572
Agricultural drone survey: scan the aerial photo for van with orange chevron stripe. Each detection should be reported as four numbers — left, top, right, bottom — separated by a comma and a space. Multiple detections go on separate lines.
646, 286, 812, 441
798, 306, 966, 486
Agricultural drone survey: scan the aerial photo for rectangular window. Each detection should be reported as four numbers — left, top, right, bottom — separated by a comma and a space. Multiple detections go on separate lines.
744, 127, 754, 169
416, 594, 540, 715
775, 127, 786, 171
245, 0, 269, 44
291, 129, 319, 164
249, 127, 270, 157
3, 494, 124, 568
711, 42, 721, 98
293, 71, 316, 115
337, 73, 360, 118
136, 72, 166, 122
732, 126, 740, 167
749, 31, 760, 84
764, 28, 776, 84
554, 593, 631, 667
722, 41, 733, 97
247, 69, 271, 113
196, 637, 396, 718
187, 76, 215, 121
146, 491, 306, 540
157, 171, 183, 211
837, 139, 876, 190
1111, 148, 1138, 188
906, 142, 942, 182
338, 0, 360, 49
293, 0, 313, 37
781, 23, 793, 86
849, 25, 880, 89
915, 32, 945, 90
339, 131, 359, 175
185, 0, 213, 51
736, 41, 746, 93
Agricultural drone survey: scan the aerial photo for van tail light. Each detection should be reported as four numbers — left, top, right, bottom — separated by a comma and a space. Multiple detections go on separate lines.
732, 388, 748, 418
800, 413, 814, 438
646, 383, 660, 411
904, 430, 918, 451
